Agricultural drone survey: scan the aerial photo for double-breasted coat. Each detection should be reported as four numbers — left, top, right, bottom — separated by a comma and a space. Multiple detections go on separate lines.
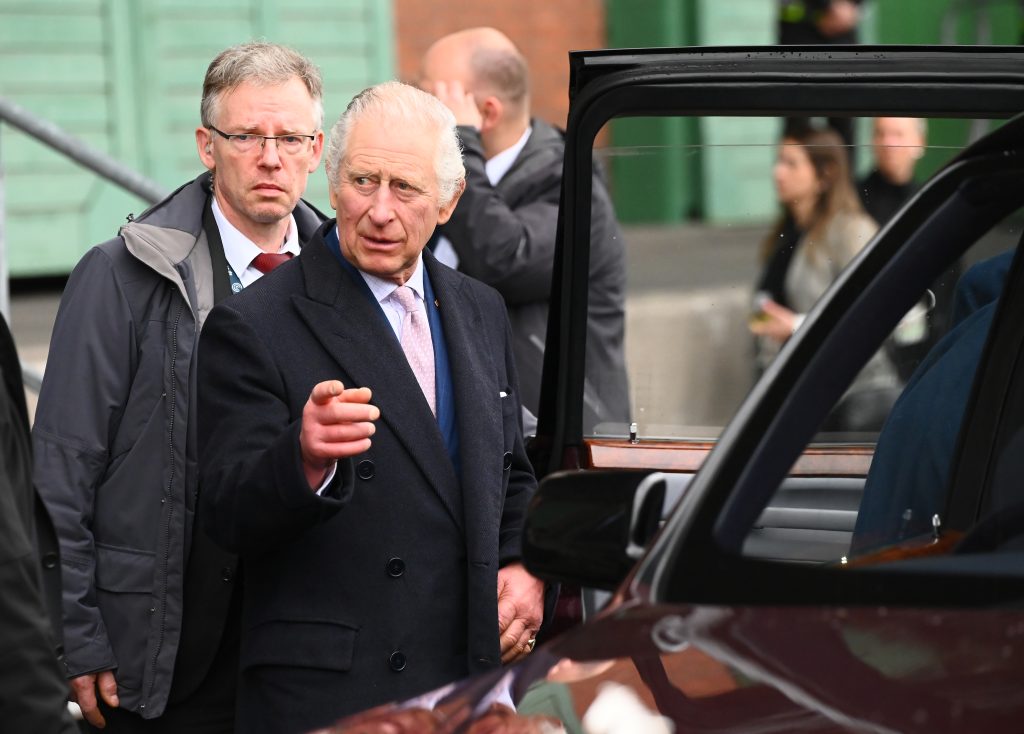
197, 221, 537, 734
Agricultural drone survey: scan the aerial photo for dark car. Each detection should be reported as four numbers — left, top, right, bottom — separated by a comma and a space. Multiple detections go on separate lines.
323, 46, 1024, 732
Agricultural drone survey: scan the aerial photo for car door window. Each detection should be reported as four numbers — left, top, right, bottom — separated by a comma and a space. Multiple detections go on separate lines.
741, 208, 1020, 562
589, 115, 990, 445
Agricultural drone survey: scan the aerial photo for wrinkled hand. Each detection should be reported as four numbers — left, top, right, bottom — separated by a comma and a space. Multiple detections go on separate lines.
817, 0, 860, 37
430, 80, 484, 130
70, 670, 118, 729
300, 380, 379, 489
497, 563, 545, 664
749, 298, 798, 344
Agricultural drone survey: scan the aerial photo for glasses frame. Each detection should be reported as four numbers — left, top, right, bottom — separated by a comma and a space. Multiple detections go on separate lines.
207, 125, 317, 154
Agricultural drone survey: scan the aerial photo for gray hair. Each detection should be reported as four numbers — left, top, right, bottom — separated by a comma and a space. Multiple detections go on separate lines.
201, 41, 324, 130
325, 81, 465, 208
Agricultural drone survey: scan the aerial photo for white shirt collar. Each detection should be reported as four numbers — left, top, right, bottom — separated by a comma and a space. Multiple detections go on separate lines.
485, 124, 532, 186
212, 198, 300, 283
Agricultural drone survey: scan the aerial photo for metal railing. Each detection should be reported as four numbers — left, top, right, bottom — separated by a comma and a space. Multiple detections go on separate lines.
0, 96, 169, 392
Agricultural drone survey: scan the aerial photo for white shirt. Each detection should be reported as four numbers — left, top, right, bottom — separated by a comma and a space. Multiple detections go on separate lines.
212, 198, 300, 289
353, 243, 431, 342
433, 124, 533, 269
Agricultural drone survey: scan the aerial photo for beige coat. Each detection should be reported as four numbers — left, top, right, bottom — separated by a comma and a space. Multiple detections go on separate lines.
755, 210, 901, 418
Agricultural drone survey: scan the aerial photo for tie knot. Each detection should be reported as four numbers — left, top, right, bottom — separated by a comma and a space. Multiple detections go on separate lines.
391, 285, 420, 313
251, 251, 293, 274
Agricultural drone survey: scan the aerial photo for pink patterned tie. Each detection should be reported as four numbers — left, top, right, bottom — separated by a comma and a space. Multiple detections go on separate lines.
391, 285, 436, 415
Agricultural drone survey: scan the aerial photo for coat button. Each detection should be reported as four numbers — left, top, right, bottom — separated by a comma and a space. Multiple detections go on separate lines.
502, 452, 513, 471
389, 651, 407, 671
221, 566, 233, 583
386, 558, 405, 577
41, 552, 58, 569
357, 460, 375, 480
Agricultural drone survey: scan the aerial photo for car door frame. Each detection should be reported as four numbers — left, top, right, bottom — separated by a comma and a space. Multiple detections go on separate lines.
532, 45, 1024, 607
532, 45, 1024, 479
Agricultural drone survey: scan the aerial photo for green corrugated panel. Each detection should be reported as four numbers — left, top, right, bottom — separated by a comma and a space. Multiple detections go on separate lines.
874, 0, 1020, 184
606, 0, 697, 224
696, 0, 776, 224
0, 0, 394, 276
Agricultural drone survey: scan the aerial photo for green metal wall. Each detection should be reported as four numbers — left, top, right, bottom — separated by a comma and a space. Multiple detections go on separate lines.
874, 0, 1021, 183
607, 0, 1023, 225
0, 0, 394, 276
607, 0, 776, 224
606, 0, 699, 223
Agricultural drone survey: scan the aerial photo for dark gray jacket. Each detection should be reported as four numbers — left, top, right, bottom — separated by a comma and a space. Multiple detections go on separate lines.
440, 120, 630, 429
32, 172, 324, 718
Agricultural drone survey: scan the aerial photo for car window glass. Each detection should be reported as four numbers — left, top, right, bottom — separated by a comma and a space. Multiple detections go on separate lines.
739, 206, 1020, 563
588, 115, 996, 443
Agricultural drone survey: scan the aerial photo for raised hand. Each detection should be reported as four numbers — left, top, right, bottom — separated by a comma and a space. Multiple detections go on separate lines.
300, 380, 379, 488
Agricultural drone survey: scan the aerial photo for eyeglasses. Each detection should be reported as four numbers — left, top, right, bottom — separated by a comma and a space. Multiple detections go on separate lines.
208, 125, 316, 155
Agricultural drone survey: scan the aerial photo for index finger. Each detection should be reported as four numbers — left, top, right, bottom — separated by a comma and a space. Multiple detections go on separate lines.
311, 380, 345, 405
338, 386, 373, 405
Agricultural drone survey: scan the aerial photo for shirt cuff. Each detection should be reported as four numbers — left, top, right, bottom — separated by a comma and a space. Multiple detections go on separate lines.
314, 463, 338, 496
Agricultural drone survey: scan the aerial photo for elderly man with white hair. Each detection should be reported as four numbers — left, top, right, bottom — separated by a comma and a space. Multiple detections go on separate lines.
197, 80, 543, 734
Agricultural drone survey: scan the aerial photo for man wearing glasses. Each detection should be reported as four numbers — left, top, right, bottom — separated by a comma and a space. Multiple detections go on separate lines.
32, 42, 325, 732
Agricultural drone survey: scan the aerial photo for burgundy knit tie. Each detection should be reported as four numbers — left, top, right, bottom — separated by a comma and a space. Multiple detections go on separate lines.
251, 252, 293, 274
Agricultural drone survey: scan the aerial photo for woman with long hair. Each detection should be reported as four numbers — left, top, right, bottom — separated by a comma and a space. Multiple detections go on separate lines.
751, 124, 900, 431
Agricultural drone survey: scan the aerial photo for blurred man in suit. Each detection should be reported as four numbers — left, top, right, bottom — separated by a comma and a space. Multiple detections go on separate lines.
419, 27, 630, 431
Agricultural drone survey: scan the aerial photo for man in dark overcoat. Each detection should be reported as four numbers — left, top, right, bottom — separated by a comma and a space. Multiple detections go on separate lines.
197, 80, 544, 734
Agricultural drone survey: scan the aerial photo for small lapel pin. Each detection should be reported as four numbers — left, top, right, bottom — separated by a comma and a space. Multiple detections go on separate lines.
499, 391, 508, 398
434, 298, 440, 308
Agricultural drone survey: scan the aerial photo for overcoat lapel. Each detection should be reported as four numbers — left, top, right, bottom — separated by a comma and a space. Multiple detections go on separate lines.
425, 254, 506, 544
291, 231, 464, 529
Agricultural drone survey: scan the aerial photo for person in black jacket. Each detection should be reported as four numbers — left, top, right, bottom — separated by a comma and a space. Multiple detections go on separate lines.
778, 0, 864, 149
858, 117, 926, 226
858, 117, 960, 380
0, 313, 78, 733
779, 0, 863, 45
419, 27, 630, 432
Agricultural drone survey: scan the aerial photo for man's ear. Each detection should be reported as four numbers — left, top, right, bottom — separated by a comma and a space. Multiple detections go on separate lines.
196, 127, 215, 171
479, 96, 504, 134
308, 130, 326, 174
328, 179, 338, 211
436, 179, 466, 225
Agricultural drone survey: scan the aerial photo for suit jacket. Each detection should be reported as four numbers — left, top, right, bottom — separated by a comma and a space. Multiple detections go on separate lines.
197, 220, 537, 734
439, 120, 630, 428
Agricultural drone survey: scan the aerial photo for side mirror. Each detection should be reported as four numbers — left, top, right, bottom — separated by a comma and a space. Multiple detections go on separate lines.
522, 470, 691, 589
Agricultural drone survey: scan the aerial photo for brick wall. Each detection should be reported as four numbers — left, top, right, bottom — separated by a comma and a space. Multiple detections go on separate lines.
393, 0, 608, 130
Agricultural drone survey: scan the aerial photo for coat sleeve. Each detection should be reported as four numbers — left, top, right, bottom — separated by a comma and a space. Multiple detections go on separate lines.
832, 212, 879, 273
31, 247, 134, 678
197, 301, 355, 558
440, 126, 562, 305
